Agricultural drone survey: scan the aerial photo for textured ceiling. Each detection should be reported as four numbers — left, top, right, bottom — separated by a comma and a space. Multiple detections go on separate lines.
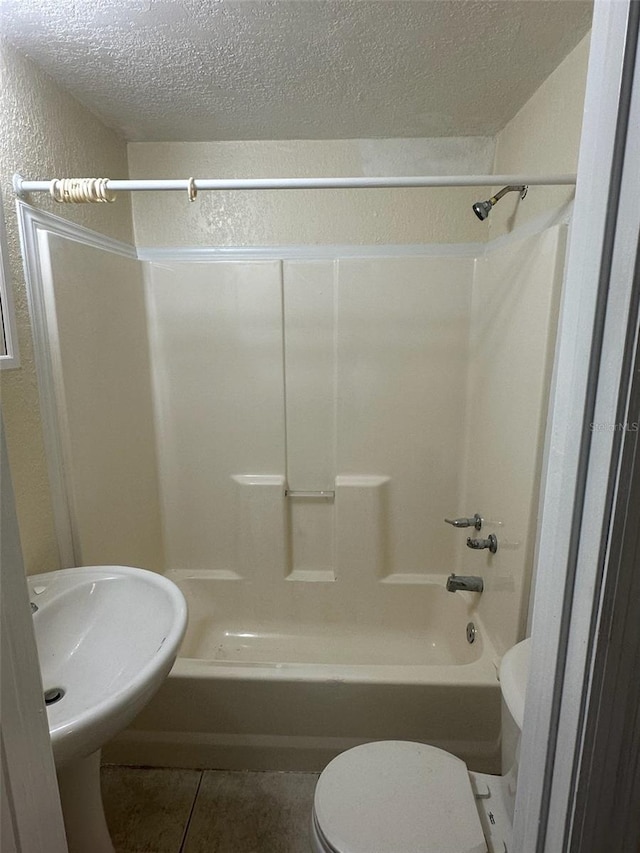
0, 0, 592, 142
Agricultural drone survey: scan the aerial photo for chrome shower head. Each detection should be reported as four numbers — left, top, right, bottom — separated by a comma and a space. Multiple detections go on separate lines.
472, 185, 528, 222
472, 199, 493, 221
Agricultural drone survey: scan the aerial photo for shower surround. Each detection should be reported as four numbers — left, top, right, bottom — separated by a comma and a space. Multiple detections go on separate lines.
146, 256, 470, 587
30, 213, 566, 772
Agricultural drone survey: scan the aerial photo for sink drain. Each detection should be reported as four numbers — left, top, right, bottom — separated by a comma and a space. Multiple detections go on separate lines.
44, 687, 65, 705
466, 622, 477, 644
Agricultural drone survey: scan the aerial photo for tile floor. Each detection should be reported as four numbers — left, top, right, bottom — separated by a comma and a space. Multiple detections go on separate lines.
101, 765, 319, 853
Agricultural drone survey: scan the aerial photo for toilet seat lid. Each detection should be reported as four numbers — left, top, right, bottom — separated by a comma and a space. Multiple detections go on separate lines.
314, 741, 487, 853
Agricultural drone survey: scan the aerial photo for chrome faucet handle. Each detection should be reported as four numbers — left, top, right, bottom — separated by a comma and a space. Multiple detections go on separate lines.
466, 534, 498, 554
444, 513, 482, 530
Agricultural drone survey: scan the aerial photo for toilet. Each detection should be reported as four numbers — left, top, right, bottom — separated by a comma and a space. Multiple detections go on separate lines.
310, 637, 531, 853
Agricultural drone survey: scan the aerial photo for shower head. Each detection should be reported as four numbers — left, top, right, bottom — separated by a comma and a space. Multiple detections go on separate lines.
472, 199, 493, 221
472, 185, 528, 221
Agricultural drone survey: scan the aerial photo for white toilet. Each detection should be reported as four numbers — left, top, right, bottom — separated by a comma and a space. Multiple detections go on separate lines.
310, 637, 531, 853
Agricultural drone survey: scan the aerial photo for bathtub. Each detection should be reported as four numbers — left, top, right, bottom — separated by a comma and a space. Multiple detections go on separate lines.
104, 573, 501, 773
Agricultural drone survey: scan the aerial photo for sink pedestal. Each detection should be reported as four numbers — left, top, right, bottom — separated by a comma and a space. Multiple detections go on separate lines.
56, 750, 115, 853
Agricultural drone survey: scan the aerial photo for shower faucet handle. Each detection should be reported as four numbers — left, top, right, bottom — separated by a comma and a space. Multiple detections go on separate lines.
466, 534, 498, 554
444, 514, 483, 531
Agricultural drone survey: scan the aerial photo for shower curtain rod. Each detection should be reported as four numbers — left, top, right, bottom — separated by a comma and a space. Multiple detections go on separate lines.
13, 172, 577, 198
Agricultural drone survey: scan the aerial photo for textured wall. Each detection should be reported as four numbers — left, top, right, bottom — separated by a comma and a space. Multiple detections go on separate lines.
489, 34, 591, 237
128, 138, 495, 246
0, 40, 133, 574
0, 0, 593, 142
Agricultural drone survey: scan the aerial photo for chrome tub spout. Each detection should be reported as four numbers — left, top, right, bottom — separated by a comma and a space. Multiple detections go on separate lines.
446, 573, 484, 593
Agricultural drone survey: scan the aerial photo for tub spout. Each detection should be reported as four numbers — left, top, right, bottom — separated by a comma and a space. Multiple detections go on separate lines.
446, 573, 484, 593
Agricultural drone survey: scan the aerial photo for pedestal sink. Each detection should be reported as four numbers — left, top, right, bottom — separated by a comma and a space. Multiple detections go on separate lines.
28, 565, 188, 853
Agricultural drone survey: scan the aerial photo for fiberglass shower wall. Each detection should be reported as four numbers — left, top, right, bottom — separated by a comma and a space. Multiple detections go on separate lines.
36, 223, 566, 651
42, 234, 164, 572
457, 225, 567, 654
145, 256, 473, 597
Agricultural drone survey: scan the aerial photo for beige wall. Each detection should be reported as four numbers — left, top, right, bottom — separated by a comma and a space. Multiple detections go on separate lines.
46, 236, 163, 572
489, 34, 591, 237
128, 138, 495, 247
127, 31, 590, 249
0, 40, 133, 573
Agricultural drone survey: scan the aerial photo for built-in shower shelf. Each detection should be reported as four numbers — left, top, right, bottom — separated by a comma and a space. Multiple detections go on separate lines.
286, 569, 336, 583
285, 490, 335, 500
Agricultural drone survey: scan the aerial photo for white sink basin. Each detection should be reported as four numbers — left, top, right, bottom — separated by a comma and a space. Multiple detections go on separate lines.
28, 565, 187, 853
29, 564, 187, 764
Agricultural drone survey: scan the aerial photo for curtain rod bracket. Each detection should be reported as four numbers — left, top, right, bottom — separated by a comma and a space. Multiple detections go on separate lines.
13, 174, 27, 200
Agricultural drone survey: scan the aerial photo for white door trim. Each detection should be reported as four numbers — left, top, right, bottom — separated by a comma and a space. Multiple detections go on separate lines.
0, 416, 68, 853
515, 1, 640, 850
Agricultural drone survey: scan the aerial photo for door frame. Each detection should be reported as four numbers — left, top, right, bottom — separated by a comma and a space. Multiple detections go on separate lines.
0, 416, 68, 852
514, 1, 640, 850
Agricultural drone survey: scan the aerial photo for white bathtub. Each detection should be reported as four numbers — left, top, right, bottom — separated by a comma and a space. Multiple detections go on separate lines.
105, 573, 501, 773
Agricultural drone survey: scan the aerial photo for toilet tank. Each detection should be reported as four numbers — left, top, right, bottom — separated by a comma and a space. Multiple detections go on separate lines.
499, 637, 531, 823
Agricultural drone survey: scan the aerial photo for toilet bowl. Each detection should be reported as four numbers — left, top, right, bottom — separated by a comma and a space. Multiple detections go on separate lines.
310, 637, 531, 853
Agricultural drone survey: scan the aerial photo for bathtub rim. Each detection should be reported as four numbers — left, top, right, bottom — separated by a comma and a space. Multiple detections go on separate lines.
169, 655, 499, 685
168, 569, 498, 677
169, 603, 501, 687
